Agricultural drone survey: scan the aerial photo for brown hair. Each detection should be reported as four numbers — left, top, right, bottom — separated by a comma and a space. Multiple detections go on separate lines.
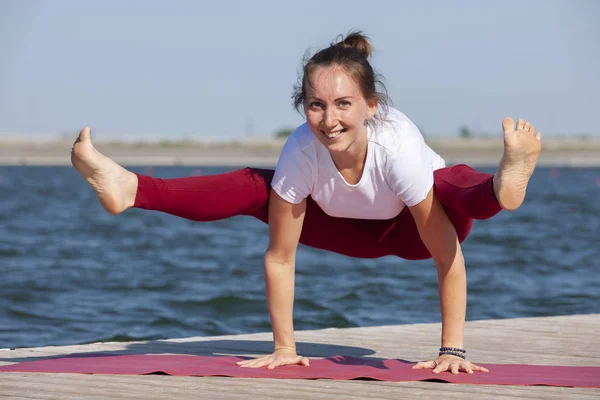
292, 31, 389, 122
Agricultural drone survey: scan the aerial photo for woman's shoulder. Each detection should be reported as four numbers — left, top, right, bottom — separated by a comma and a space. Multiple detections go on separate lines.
377, 107, 423, 136
278, 123, 319, 165
284, 123, 317, 152
371, 107, 425, 154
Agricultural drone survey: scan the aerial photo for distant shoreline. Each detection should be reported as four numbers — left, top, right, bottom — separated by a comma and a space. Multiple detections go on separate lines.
1, 137, 600, 167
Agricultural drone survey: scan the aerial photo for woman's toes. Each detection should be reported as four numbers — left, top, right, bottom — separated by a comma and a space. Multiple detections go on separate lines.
493, 116, 542, 211
502, 117, 515, 133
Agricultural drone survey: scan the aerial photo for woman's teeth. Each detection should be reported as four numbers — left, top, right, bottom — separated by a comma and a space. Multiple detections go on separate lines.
325, 129, 344, 139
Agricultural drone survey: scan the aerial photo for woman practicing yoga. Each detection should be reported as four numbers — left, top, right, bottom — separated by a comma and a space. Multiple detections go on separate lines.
71, 32, 542, 374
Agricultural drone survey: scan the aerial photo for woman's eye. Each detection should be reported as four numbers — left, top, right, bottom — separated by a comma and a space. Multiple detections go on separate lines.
309, 102, 323, 108
339, 100, 351, 107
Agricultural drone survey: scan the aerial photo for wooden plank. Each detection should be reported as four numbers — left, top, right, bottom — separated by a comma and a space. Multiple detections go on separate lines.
1, 315, 599, 399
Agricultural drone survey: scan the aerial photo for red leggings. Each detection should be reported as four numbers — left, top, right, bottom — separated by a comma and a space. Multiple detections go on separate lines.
133, 165, 501, 260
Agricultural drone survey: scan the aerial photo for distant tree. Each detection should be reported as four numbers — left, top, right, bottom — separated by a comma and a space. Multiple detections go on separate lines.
459, 125, 473, 139
275, 127, 294, 138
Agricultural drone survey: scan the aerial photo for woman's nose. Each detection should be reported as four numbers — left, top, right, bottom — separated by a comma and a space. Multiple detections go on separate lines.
323, 108, 339, 130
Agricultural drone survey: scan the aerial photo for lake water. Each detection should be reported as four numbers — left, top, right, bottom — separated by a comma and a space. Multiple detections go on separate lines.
0, 166, 598, 349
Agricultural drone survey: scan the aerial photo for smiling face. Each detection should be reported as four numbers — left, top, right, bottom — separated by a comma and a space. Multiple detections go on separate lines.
304, 66, 377, 157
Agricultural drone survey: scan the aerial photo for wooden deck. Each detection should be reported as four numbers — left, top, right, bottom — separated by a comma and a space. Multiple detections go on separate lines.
1, 314, 599, 399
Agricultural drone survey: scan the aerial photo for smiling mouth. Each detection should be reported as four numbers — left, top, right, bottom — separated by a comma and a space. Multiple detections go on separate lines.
323, 129, 346, 140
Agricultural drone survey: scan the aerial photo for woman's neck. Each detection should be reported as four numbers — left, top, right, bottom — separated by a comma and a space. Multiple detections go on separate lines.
330, 132, 368, 185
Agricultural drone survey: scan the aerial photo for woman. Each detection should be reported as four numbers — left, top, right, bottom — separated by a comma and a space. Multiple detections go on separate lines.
71, 32, 541, 375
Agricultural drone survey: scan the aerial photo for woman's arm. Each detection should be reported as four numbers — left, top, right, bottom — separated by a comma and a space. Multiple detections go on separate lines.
265, 191, 306, 351
237, 190, 309, 369
409, 187, 488, 374
410, 187, 466, 348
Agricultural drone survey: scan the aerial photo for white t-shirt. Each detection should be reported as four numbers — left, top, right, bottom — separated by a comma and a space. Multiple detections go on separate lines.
271, 108, 446, 220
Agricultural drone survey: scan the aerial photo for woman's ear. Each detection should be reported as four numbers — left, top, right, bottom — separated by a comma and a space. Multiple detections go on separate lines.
367, 100, 378, 119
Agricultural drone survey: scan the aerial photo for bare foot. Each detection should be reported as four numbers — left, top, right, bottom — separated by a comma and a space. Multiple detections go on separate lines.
71, 127, 138, 214
493, 117, 542, 211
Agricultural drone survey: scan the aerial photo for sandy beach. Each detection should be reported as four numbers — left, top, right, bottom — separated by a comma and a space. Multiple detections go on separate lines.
1, 137, 599, 167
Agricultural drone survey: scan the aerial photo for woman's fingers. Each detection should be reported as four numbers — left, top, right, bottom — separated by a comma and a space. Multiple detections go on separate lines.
432, 361, 447, 374
266, 355, 300, 369
413, 358, 489, 374
237, 356, 272, 368
471, 363, 489, 373
450, 363, 460, 374
268, 355, 310, 369
237, 354, 310, 369
267, 356, 291, 370
463, 361, 474, 374
266, 361, 279, 369
411, 360, 436, 369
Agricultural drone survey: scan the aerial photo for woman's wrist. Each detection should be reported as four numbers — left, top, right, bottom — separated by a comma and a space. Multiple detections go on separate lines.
438, 347, 466, 359
274, 345, 296, 352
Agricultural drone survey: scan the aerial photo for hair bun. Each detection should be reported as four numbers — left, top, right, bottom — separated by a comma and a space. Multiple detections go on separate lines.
337, 30, 373, 59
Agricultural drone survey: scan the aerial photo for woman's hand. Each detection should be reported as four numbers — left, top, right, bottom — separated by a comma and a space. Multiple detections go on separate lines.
236, 348, 310, 370
412, 354, 489, 374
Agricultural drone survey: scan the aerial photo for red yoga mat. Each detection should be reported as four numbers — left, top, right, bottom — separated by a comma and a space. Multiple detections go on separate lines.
1, 355, 598, 388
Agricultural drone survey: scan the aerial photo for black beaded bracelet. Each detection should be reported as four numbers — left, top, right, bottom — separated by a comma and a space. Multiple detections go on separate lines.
439, 351, 466, 359
439, 347, 466, 353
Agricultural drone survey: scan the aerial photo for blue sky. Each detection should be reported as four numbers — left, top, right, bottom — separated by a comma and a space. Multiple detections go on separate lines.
1, 0, 598, 140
